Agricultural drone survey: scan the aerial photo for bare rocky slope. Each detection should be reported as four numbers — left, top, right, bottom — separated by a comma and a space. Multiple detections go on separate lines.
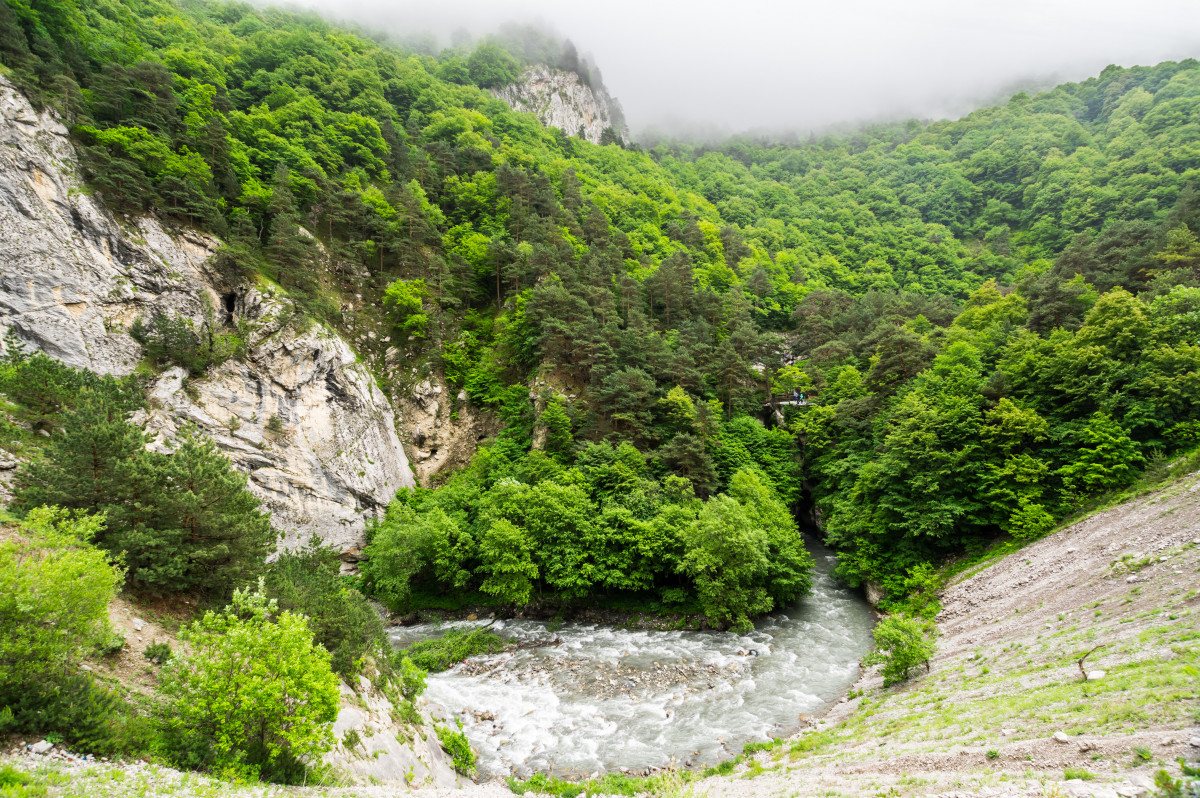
695, 474, 1200, 798
0, 75, 415, 550
493, 64, 626, 144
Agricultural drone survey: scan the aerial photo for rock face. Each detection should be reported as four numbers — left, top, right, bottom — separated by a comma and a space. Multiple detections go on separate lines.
0, 75, 414, 549
140, 285, 415, 552
395, 370, 500, 486
324, 676, 462, 787
493, 64, 626, 145
0, 77, 218, 375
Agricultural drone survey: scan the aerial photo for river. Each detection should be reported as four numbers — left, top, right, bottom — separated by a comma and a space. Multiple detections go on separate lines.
387, 542, 876, 780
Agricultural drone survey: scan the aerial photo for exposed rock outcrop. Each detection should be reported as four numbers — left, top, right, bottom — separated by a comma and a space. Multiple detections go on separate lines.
0, 78, 217, 375
140, 285, 415, 552
0, 75, 413, 549
392, 367, 500, 486
325, 676, 463, 787
493, 64, 626, 145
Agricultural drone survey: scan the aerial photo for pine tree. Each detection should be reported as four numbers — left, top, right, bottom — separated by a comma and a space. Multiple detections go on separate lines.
154, 426, 275, 595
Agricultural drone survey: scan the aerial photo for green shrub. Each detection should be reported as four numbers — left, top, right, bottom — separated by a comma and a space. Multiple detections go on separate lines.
14, 411, 274, 596
0, 671, 154, 757
158, 581, 341, 783
862, 614, 937, 686
265, 414, 286, 436
0, 507, 136, 754
1064, 766, 1096, 780
399, 628, 505, 673
130, 311, 244, 376
265, 541, 391, 681
986, 749, 1000, 760
435, 721, 477, 776
143, 641, 172, 665
0, 332, 141, 431
394, 655, 428, 700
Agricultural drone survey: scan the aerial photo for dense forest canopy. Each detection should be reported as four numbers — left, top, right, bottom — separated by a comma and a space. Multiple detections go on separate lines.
2, 0, 1200, 615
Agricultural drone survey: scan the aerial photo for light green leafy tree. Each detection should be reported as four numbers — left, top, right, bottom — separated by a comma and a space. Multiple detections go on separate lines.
863, 614, 936, 686
1056, 412, 1146, 494
680, 494, 772, 631
475, 518, 538, 605
159, 581, 340, 783
360, 503, 432, 612
383, 278, 432, 339
0, 506, 122, 703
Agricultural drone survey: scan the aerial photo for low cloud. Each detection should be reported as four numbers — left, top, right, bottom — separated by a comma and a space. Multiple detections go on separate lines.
289, 0, 1200, 136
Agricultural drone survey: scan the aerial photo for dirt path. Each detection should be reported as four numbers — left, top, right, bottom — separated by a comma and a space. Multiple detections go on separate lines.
695, 474, 1200, 798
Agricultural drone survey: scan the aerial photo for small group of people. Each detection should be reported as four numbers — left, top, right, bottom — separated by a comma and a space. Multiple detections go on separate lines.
790, 389, 806, 402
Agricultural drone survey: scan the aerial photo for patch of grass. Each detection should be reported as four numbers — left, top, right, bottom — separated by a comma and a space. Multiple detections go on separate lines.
1064, 766, 1095, 780
508, 769, 696, 797
399, 627, 505, 673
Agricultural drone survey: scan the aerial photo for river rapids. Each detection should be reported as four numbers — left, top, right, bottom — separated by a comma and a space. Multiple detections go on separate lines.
388, 543, 875, 779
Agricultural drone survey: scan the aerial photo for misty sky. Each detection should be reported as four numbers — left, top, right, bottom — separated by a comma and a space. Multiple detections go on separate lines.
294, 0, 1200, 136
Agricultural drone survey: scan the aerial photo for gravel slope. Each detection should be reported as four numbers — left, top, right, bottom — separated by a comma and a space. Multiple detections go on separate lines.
696, 474, 1200, 798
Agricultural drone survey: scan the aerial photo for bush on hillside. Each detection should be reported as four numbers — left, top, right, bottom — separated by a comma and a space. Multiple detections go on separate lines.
863, 614, 936, 686
265, 541, 391, 681
158, 581, 341, 783
399, 628, 506, 673
13, 391, 274, 595
0, 506, 150, 755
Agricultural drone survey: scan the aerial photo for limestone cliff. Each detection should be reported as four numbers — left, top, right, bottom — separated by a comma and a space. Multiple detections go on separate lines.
0, 75, 413, 550
493, 64, 626, 145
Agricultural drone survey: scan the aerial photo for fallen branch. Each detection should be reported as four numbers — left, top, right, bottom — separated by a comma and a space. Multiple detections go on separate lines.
1077, 645, 1103, 681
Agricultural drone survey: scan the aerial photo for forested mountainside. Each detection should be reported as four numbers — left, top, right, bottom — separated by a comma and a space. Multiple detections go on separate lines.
3, 0, 1200, 618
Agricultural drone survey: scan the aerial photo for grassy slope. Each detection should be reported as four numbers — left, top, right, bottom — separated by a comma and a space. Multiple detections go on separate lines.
698, 475, 1200, 798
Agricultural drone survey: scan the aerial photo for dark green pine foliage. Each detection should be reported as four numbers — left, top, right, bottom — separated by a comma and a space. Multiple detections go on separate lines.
264, 541, 390, 681
13, 387, 164, 547
149, 426, 274, 596
12, 385, 271, 594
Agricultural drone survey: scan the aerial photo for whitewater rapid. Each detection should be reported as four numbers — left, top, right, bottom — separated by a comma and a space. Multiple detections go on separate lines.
388, 543, 875, 779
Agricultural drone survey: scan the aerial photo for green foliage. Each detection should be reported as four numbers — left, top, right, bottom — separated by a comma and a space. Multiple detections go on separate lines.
394, 656, 428, 701
360, 503, 431, 612
435, 721, 477, 776
0, 507, 151, 756
130, 312, 243, 376
466, 43, 521, 88
398, 628, 505, 673
0, 508, 121, 688
5, 0, 1200, 610
862, 614, 937, 686
265, 540, 391, 681
383, 278, 432, 339
12, 371, 273, 595
143, 640, 172, 665
363, 433, 812, 627
0, 333, 141, 431
159, 581, 341, 783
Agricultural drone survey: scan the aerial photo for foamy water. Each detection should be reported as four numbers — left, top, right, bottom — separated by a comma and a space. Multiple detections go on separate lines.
388, 543, 875, 779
